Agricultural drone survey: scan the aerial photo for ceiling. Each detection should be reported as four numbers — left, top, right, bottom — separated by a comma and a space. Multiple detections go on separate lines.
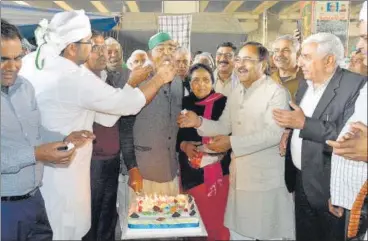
5, 1, 365, 16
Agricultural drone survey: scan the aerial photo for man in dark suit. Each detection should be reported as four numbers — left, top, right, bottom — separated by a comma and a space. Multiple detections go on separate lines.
273, 32, 367, 241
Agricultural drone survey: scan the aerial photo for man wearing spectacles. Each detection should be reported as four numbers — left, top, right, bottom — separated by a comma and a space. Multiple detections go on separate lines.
82, 30, 119, 241
214, 42, 239, 97
19, 11, 177, 240
177, 42, 294, 240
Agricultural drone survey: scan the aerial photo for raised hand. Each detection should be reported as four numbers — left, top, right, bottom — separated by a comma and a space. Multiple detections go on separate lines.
156, 59, 177, 84
128, 65, 153, 87
273, 101, 306, 129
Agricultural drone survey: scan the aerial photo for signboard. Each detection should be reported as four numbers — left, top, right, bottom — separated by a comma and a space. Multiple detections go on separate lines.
315, 1, 349, 21
314, 1, 350, 53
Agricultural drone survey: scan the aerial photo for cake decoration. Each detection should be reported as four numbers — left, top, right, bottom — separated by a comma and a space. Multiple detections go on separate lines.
128, 194, 200, 229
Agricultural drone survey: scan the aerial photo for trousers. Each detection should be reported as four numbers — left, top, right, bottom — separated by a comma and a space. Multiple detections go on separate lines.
1, 189, 53, 241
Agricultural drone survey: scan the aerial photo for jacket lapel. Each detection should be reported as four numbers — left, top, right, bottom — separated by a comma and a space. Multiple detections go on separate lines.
312, 67, 343, 119
295, 80, 308, 106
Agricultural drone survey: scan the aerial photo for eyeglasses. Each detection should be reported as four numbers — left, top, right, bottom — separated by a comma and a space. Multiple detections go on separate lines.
92, 44, 107, 53
75, 40, 92, 45
216, 52, 234, 59
234, 57, 260, 64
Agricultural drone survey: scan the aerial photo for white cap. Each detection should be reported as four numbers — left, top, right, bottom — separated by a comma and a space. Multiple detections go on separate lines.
360, 1, 367, 22
34, 10, 91, 69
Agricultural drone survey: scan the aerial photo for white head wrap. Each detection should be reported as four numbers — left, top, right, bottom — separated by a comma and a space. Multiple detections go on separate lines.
34, 10, 91, 70
360, 1, 367, 22
127, 50, 149, 70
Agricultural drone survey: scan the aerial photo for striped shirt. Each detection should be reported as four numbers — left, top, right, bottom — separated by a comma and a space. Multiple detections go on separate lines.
331, 83, 367, 210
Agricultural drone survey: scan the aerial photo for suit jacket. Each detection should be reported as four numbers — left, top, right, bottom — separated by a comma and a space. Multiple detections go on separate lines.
285, 67, 367, 209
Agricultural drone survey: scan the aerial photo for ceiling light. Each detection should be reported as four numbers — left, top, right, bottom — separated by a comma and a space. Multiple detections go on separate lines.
53, 1, 74, 11
91, 1, 109, 13
13, 1, 30, 6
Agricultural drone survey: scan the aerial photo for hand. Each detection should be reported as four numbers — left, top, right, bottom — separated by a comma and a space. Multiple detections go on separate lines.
328, 199, 344, 218
293, 29, 301, 42
207, 135, 231, 153
180, 141, 201, 159
279, 130, 290, 157
128, 167, 143, 193
177, 111, 201, 128
156, 60, 177, 84
326, 122, 368, 162
35, 142, 76, 164
128, 65, 153, 87
273, 101, 306, 129
64, 130, 95, 148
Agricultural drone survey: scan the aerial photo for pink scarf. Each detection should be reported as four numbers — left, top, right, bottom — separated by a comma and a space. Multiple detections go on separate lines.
195, 92, 224, 197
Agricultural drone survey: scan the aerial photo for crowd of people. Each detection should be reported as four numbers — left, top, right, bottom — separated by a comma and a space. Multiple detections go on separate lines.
1, 2, 367, 241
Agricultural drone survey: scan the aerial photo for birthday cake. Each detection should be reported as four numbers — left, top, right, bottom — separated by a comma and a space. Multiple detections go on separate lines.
128, 194, 200, 229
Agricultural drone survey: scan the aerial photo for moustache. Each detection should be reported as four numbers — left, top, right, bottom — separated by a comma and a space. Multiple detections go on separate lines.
275, 57, 287, 62
237, 67, 248, 73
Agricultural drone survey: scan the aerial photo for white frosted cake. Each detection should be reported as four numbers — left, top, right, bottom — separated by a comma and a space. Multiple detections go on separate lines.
127, 194, 200, 229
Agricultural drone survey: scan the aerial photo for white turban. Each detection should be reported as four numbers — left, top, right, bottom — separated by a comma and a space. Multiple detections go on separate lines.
34, 10, 91, 70
127, 50, 149, 70
360, 1, 367, 22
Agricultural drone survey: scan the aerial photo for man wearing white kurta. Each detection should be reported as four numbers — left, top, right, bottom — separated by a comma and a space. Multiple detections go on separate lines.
19, 10, 177, 240
178, 42, 295, 240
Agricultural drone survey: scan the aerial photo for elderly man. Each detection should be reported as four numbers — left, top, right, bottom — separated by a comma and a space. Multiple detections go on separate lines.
1, 19, 93, 241
178, 42, 295, 240
327, 2, 368, 240
175, 46, 191, 96
273, 33, 366, 241
214, 42, 239, 96
193, 52, 215, 70
131, 32, 182, 195
19, 11, 176, 240
271, 34, 304, 100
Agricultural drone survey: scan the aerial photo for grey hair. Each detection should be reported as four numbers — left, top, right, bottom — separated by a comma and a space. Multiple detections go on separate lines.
193, 52, 215, 70
302, 32, 344, 67
273, 34, 300, 52
175, 46, 191, 60
105, 37, 121, 48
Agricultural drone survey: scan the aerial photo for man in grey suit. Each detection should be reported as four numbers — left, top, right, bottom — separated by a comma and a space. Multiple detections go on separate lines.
273, 33, 366, 241
131, 32, 183, 195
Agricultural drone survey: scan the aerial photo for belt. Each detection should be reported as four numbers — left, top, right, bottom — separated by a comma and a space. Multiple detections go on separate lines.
1, 192, 33, 202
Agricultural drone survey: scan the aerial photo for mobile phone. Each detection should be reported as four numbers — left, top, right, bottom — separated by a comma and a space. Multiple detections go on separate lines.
57, 146, 68, 151
57, 143, 75, 151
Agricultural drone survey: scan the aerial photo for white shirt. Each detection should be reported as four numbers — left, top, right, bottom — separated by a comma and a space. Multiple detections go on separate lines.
213, 70, 239, 97
291, 79, 331, 170
331, 83, 367, 209
19, 53, 146, 240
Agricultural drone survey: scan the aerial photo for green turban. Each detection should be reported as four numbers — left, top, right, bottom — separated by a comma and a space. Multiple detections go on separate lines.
148, 32, 172, 50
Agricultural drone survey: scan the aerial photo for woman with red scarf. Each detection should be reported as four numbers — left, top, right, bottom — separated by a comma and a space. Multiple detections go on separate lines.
176, 63, 231, 240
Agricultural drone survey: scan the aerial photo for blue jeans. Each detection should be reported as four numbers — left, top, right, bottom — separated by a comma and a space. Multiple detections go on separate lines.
1, 189, 52, 241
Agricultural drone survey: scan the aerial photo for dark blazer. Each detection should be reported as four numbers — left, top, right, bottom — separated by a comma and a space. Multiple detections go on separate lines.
285, 67, 367, 209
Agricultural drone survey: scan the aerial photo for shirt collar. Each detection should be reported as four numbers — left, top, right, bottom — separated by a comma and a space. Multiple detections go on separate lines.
6, 76, 25, 95
306, 68, 337, 91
